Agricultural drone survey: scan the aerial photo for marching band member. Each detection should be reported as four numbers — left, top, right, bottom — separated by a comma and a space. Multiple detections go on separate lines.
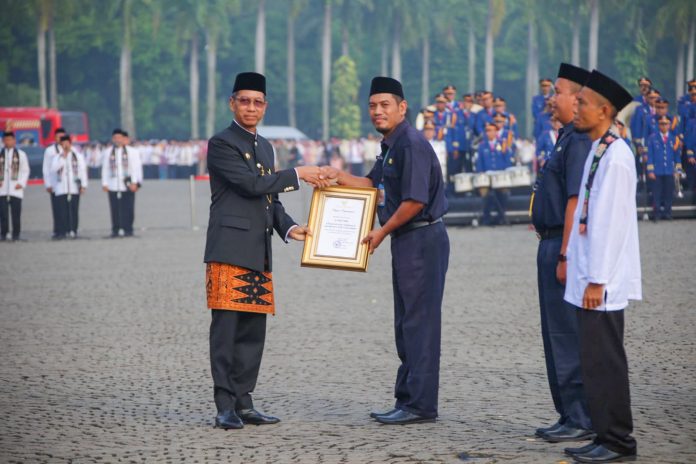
476, 122, 513, 225
646, 115, 682, 221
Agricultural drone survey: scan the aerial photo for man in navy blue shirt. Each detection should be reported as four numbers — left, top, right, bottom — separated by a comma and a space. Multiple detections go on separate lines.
322, 76, 449, 425
531, 63, 594, 446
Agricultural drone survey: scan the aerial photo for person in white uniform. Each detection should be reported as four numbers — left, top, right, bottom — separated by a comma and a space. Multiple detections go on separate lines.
101, 129, 143, 237
43, 127, 66, 237
563, 70, 641, 463
0, 131, 30, 241
51, 135, 88, 239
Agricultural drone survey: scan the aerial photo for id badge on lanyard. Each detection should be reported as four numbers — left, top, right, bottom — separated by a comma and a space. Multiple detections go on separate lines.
378, 148, 390, 207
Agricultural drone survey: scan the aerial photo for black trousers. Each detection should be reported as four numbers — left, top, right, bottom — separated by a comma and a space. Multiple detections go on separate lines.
482, 189, 509, 225
0, 196, 22, 239
210, 310, 267, 413
108, 190, 135, 235
50, 192, 58, 235
54, 194, 80, 236
577, 308, 636, 455
537, 237, 591, 429
391, 222, 449, 418
650, 175, 674, 218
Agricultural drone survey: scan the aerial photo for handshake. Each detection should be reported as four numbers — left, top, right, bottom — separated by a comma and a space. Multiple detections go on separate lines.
295, 166, 342, 189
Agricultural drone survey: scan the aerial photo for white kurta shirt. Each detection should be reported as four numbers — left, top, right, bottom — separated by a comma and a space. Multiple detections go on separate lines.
564, 137, 642, 311
51, 150, 88, 196
101, 145, 143, 192
0, 148, 30, 199
43, 143, 62, 189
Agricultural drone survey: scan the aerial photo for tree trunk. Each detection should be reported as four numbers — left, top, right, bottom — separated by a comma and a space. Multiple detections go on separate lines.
287, 14, 296, 128
49, 25, 57, 108
341, 23, 349, 57
120, 0, 135, 137
588, 0, 599, 70
205, 30, 217, 138
687, 15, 695, 84
485, 0, 494, 91
381, 41, 389, 76
571, 4, 581, 66
321, 1, 332, 140
255, 0, 266, 74
391, 13, 402, 81
468, 25, 476, 93
37, 19, 47, 108
421, 34, 430, 108
676, 44, 685, 102
525, 17, 538, 139
190, 34, 200, 139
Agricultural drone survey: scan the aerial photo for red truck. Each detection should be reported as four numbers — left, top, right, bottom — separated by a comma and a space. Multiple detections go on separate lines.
0, 107, 89, 147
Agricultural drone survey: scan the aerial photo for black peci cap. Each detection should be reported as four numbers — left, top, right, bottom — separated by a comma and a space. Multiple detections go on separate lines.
59, 134, 71, 142
112, 128, 123, 135
584, 70, 633, 112
3, 130, 15, 138
557, 63, 591, 86
369, 76, 404, 99
233, 72, 266, 95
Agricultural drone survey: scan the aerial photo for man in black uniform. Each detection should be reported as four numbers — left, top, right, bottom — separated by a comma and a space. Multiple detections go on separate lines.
322, 77, 449, 425
204, 72, 328, 430
531, 63, 594, 444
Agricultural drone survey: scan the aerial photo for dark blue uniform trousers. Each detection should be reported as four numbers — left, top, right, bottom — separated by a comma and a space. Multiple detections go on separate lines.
537, 236, 591, 430
650, 175, 674, 218
391, 222, 449, 418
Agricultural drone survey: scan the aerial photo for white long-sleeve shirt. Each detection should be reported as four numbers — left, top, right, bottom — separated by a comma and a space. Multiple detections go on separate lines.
0, 147, 30, 199
51, 150, 88, 196
101, 145, 143, 192
564, 137, 642, 311
43, 143, 62, 190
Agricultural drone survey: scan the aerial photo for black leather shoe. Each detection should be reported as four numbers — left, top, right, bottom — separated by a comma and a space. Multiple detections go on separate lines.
214, 410, 244, 430
237, 408, 280, 425
535, 420, 563, 437
375, 409, 436, 425
565, 442, 599, 456
541, 424, 595, 442
572, 444, 636, 462
370, 408, 399, 419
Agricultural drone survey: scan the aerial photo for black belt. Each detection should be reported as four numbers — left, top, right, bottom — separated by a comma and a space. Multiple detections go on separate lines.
391, 218, 443, 238
536, 227, 564, 240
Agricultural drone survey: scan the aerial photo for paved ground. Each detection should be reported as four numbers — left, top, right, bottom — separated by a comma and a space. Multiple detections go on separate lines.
1, 180, 695, 464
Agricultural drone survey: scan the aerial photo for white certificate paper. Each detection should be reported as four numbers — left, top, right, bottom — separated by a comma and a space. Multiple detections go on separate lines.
315, 196, 365, 259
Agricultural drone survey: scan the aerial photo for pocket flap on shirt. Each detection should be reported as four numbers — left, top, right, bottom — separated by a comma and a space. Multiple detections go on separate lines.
220, 215, 251, 230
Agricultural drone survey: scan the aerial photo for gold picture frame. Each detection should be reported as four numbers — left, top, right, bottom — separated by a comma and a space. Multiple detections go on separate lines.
301, 186, 378, 272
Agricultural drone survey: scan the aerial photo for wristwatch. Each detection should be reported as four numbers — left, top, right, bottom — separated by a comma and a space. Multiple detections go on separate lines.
558, 254, 567, 262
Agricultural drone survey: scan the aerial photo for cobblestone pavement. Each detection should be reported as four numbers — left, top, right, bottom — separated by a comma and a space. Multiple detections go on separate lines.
1, 181, 694, 464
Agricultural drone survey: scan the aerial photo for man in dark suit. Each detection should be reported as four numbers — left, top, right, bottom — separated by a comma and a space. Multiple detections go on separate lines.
204, 72, 328, 430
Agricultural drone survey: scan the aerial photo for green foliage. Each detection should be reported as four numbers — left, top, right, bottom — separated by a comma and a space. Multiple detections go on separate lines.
330, 55, 361, 139
614, 29, 648, 91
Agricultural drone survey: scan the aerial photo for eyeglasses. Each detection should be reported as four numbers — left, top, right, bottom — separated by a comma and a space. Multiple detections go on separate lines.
234, 96, 266, 109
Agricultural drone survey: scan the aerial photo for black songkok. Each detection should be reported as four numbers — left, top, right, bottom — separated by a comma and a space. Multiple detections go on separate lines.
369, 76, 404, 99
557, 63, 591, 86
233, 72, 266, 95
584, 70, 633, 112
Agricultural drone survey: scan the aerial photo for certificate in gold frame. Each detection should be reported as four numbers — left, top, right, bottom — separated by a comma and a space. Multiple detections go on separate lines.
301, 186, 378, 272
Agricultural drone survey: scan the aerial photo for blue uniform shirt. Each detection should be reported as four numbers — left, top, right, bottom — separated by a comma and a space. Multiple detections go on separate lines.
366, 120, 448, 227
536, 129, 557, 165
534, 112, 552, 142
532, 94, 548, 120
475, 139, 514, 172
475, 108, 495, 136
647, 132, 681, 176
644, 113, 680, 140
531, 124, 591, 232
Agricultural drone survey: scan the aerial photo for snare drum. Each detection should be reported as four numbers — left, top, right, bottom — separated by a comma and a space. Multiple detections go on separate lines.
506, 166, 532, 187
453, 173, 474, 193
490, 170, 513, 189
472, 173, 491, 189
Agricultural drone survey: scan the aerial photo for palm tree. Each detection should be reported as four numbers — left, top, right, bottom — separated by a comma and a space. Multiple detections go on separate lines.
255, 0, 266, 74
35, 0, 52, 108
654, 1, 696, 101
120, 0, 135, 137
571, 2, 583, 66
587, 0, 599, 70
47, 0, 57, 108
321, 0, 332, 140
484, 0, 505, 91
287, 0, 308, 128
